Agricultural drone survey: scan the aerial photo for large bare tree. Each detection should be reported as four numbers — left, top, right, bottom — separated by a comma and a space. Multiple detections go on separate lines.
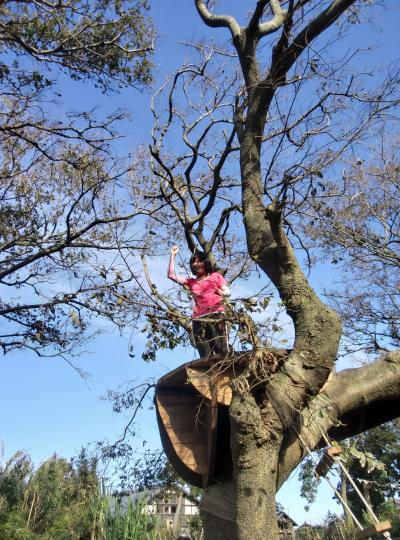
129, 2, 400, 539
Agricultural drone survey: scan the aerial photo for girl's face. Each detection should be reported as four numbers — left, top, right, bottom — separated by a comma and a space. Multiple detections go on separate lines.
191, 256, 206, 276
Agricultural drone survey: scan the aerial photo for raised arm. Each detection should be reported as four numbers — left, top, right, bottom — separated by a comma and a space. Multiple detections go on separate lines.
167, 246, 187, 285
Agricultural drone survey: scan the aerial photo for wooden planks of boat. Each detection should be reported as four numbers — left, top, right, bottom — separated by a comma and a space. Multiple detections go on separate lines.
155, 354, 245, 488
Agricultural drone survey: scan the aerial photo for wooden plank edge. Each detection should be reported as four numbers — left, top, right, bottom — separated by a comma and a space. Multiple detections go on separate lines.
315, 446, 342, 477
355, 521, 392, 540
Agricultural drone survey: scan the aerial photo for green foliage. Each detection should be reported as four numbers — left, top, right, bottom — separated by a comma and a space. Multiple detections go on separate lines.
299, 422, 400, 535
376, 500, 400, 539
343, 421, 400, 521
141, 314, 189, 362
0, 509, 39, 540
188, 514, 203, 540
320, 512, 355, 540
297, 504, 399, 540
345, 445, 385, 475
0, 448, 185, 539
0, 451, 32, 513
297, 513, 356, 540
92, 497, 162, 540
0, 450, 100, 539
0, 0, 154, 91
23, 451, 98, 537
298, 455, 320, 511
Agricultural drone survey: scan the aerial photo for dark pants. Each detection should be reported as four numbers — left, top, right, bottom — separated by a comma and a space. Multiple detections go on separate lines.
192, 312, 229, 358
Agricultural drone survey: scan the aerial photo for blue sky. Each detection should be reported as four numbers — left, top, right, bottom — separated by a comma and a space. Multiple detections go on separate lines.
1, 0, 399, 526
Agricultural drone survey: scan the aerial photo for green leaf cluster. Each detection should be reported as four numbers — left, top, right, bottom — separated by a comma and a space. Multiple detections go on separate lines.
0, 0, 154, 91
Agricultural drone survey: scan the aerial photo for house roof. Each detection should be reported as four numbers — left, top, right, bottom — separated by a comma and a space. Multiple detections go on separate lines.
107, 483, 200, 511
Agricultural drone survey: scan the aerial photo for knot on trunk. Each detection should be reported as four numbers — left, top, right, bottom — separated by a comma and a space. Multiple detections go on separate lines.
230, 390, 270, 447
231, 374, 250, 397
385, 351, 400, 365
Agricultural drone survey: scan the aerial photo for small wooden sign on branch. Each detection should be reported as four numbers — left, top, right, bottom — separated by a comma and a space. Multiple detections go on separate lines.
315, 446, 342, 478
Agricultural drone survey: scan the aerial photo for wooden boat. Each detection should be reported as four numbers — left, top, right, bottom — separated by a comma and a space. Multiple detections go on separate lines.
155, 355, 243, 488
155, 349, 288, 488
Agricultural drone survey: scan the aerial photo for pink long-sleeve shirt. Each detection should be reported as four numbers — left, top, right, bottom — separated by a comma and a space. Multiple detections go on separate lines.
184, 272, 227, 318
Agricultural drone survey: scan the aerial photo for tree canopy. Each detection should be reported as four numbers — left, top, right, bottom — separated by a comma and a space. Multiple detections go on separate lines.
0, 0, 155, 359
0, 0, 153, 90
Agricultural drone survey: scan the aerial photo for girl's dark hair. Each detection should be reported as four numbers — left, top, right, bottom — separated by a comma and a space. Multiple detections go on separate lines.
189, 251, 214, 274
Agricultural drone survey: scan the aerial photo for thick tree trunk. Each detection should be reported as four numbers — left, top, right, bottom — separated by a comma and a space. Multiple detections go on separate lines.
200, 510, 236, 540
199, 352, 400, 539
276, 352, 400, 490
200, 375, 284, 540
191, 5, 396, 540
229, 377, 283, 540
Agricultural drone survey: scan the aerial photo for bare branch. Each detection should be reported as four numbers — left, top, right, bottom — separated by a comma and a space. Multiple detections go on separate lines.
258, 0, 287, 37
194, 0, 241, 39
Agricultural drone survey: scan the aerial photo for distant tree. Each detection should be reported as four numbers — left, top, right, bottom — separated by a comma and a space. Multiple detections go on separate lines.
376, 499, 400, 540
0, 451, 32, 517
343, 420, 400, 520
0, 0, 155, 360
0, 450, 100, 539
299, 421, 400, 536
23, 452, 97, 536
297, 513, 354, 540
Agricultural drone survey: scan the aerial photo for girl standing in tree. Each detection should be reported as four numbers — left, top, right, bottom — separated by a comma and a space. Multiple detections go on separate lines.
168, 246, 231, 358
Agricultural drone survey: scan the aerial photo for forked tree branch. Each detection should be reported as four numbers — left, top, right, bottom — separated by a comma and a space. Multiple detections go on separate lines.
277, 351, 400, 488
258, 0, 287, 37
194, 0, 241, 38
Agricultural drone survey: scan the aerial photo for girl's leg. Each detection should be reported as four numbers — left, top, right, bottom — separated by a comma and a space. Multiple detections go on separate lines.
208, 313, 229, 356
192, 318, 212, 358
